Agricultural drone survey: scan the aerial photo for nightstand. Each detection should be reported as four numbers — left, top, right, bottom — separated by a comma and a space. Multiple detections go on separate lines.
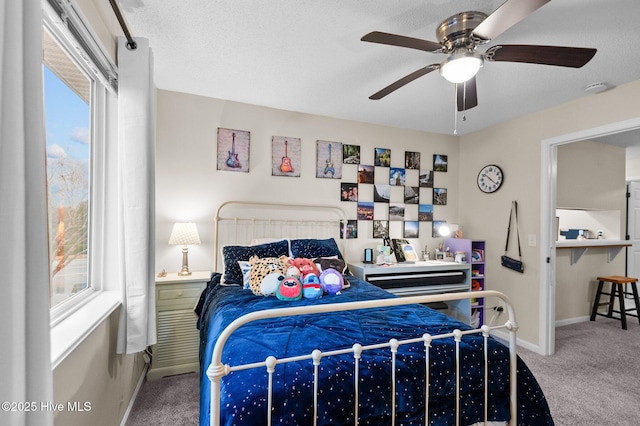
147, 270, 211, 380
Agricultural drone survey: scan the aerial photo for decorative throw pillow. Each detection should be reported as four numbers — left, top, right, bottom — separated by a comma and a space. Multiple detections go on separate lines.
314, 256, 347, 275
290, 238, 350, 275
290, 238, 343, 259
237, 260, 252, 289
221, 239, 289, 285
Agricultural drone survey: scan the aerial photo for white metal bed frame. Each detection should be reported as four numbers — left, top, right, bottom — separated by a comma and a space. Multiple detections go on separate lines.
213, 200, 348, 272
207, 201, 519, 426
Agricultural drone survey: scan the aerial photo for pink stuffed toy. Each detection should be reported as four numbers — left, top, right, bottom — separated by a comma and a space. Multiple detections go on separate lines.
291, 258, 320, 280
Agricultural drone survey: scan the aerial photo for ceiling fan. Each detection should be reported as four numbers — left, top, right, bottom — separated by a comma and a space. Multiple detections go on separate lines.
361, 0, 597, 111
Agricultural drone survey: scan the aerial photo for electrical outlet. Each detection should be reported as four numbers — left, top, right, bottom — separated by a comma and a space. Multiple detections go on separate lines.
528, 234, 536, 247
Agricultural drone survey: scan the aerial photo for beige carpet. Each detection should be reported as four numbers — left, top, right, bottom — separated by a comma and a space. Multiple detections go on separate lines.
127, 317, 640, 425
518, 317, 640, 426
126, 372, 199, 425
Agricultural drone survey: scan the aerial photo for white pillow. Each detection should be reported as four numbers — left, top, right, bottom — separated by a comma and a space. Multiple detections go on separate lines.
237, 260, 251, 289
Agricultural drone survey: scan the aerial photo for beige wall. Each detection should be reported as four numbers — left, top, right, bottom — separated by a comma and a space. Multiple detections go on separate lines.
458, 79, 640, 343
557, 140, 626, 212
155, 90, 460, 272
53, 309, 146, 426
155, 80, 640, 348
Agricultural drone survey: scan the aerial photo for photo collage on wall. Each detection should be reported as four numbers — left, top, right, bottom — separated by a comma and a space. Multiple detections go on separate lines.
339, 148, 450, 239
215, 127, 450, 240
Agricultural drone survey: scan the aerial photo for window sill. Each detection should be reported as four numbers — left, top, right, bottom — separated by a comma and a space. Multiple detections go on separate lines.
50, 290, 121, 369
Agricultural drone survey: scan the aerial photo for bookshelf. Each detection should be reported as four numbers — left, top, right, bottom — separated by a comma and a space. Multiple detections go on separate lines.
444, 238, 485, 327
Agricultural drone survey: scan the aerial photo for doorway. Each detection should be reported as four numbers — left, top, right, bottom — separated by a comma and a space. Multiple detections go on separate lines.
539, 117, 640, 356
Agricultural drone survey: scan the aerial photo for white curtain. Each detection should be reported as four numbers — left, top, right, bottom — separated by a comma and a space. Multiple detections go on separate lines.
116, 37, 157, 354
0, 1, 54, 425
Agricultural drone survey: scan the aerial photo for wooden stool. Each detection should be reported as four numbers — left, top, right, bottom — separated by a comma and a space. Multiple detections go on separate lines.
590, 275, 640, 330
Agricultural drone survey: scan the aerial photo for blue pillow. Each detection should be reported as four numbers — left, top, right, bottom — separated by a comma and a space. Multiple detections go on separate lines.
221, 240, 289, 284
290, 238, 344, 260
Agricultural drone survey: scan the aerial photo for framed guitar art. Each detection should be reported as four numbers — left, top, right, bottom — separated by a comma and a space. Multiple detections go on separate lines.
271, 136, 301, 177
217, 128, 250, 173
316, 140, 342, 179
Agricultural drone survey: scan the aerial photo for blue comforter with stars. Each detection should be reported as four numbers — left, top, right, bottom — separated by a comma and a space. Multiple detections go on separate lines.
197, 273, 553, 426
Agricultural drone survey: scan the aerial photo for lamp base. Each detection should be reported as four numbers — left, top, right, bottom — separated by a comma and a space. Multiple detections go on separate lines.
178, 246, 192, 276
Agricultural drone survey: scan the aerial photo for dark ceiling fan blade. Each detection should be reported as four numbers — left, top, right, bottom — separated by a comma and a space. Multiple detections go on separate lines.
361, 31, 442, 53
456, 77, 478, 111
486, 44, 597, 68
369, 65, 439, 100
472, 0, 549, 41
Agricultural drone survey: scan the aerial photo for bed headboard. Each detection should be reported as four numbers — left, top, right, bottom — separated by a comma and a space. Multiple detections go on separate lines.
213, 201, 348, 272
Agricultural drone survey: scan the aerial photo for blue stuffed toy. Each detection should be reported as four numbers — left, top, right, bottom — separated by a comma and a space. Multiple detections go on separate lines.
302, 274, 323, 299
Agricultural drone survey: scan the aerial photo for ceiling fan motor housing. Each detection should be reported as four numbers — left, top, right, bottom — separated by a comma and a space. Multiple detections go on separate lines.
436, 11, 488, 50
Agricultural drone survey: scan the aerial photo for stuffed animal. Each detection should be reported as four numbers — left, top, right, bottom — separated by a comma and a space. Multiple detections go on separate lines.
260, 272, 285, 296
302, 274, 323, 299
285, 264, 301, 279
291, 258, 320, 279
319, 268, 344, 295
248, 255, 288, 296
276, 276, 303, 301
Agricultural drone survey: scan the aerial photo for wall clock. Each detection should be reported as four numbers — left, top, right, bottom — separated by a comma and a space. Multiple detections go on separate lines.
477, 164, 503, 193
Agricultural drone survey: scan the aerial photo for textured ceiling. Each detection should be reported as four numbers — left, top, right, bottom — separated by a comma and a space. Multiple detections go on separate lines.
119, 0, 640, 137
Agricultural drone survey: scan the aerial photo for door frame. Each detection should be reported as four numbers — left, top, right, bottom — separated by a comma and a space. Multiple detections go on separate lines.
539, 117, 640, 356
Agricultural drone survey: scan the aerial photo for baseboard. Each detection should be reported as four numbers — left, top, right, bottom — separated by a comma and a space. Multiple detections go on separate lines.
491, 329, 540, 353
555, 315, 590, 327
120, 363, 149, 426
491, 316, 591, 355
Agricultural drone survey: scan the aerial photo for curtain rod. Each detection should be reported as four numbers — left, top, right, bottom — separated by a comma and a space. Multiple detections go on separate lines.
108, 0, 137, 50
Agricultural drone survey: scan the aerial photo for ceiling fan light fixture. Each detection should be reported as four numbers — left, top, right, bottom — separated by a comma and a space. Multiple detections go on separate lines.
440, 51, 483, 83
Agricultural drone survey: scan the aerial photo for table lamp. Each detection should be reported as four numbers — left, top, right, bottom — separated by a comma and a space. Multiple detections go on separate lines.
169, 222, 201, 276
438, 224, 451, 252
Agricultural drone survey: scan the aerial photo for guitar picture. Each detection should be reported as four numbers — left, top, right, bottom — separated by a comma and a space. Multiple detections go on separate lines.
280, 140, 293, 173
324, 143, 335, 177
226, 132, 241, 168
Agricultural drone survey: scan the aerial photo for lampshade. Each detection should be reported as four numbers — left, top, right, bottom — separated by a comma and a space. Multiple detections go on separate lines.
169, 222, 201, 246
440, 51, 483, 84
438, 224, 451, 237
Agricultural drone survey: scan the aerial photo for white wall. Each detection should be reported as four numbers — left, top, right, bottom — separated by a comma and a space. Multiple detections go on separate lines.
155, 90, 460, 273
626, 157, 640, 179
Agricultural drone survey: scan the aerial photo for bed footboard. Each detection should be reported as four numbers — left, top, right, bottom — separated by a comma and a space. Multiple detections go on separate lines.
206, 290, 519, 426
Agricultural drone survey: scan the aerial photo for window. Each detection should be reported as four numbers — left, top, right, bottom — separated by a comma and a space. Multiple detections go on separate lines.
43, 28, 92, 309
42, 0, 117, 321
